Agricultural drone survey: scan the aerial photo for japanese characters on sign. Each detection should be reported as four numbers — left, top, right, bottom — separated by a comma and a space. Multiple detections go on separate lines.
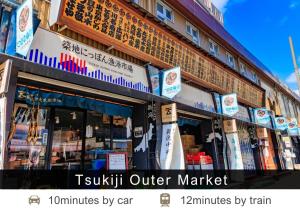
221, 93, 239, 116
16, 0, 33, 56
52, 0, 264, 107
161, 103, 177, 123
27, 28, 149, 92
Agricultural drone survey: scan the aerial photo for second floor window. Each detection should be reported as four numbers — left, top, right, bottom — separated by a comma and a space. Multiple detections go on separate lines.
226, 52, 235, 68
186, 22, 200, 45
157, 2, 173, 22
209, 39, 219, 56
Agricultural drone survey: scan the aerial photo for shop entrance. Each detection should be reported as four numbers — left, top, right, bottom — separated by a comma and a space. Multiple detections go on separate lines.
178, 115, 217, 170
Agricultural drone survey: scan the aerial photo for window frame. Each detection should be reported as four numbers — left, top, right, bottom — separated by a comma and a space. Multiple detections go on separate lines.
156, 1, 174, 23
208, 39, 219, 56
226, 52, 235, 69
186, 21, 200, 45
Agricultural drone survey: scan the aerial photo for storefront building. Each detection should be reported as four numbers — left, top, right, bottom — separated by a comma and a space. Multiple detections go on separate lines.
0, 0, 300, 172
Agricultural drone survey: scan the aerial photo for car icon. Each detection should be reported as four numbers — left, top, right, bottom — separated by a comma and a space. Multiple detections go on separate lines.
29, 195, 40, 205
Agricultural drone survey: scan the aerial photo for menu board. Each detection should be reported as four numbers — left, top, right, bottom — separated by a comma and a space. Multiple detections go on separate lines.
53, 0, 264, 107
107, 152, 128, 170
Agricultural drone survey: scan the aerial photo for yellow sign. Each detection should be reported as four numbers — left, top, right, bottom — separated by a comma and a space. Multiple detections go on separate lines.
161, 103, 177, 123
55, 0, 263, 107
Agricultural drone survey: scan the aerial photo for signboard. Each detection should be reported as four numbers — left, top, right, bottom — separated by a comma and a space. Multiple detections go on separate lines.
275, 117, 288, 131
221, 93, 239, 116
133, 126, 143, 138
160, 123, 184, 169
161, 103, 177, 123
223, 119, 237, 133
161, 67, 181, 98
233, 105, 251, 122
16, 0, 34, 56
50, 0, 264, 107
287, 118, 299, 136
147, 65, 160, 96
106, 152, 128, 170
254, 108, 271, 125
27, 28, 150, 92
173, 83, 215, 112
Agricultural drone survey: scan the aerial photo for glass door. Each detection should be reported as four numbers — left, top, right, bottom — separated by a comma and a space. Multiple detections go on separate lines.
50, 108, 84, 169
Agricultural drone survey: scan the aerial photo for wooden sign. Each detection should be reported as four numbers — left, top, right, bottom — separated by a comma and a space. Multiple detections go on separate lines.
51, 0, 264, 107
223, 119, 237, 133
256, 128, 268, 139
161, 103, 177, 123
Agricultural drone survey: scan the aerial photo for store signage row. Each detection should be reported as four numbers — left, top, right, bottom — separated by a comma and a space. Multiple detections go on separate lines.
27, 28, 150, 93
50, 0, 264, 107
161, 67, 181, 99
221, 93, 239, 116
173, 83, 215, 113
16, 0, 34, 56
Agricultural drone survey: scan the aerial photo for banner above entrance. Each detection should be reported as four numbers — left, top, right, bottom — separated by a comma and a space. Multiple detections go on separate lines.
27, 28, 150, 93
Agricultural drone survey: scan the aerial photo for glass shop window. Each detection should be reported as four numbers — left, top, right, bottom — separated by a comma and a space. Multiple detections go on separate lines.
51, 108, 84, 169
7, 104, 50, 169
84, 113, 133, 170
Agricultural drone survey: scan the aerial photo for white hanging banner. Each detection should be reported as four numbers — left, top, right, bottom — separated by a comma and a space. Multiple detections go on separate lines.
225, 133, 244, 170
0, 97, 7, 169
160, 123, 185, 169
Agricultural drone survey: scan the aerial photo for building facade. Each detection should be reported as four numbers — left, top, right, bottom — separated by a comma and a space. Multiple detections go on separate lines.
0, 0, 299, 171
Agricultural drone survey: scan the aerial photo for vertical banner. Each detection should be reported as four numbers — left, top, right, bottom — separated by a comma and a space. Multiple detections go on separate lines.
161, 67, 181, 99
225, 133, 244, 170
16, 0, 33, 56
221, 93, 239, 116
0, 9, 10, 52
160, 123, 185, 169
0, 97, 6, 169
